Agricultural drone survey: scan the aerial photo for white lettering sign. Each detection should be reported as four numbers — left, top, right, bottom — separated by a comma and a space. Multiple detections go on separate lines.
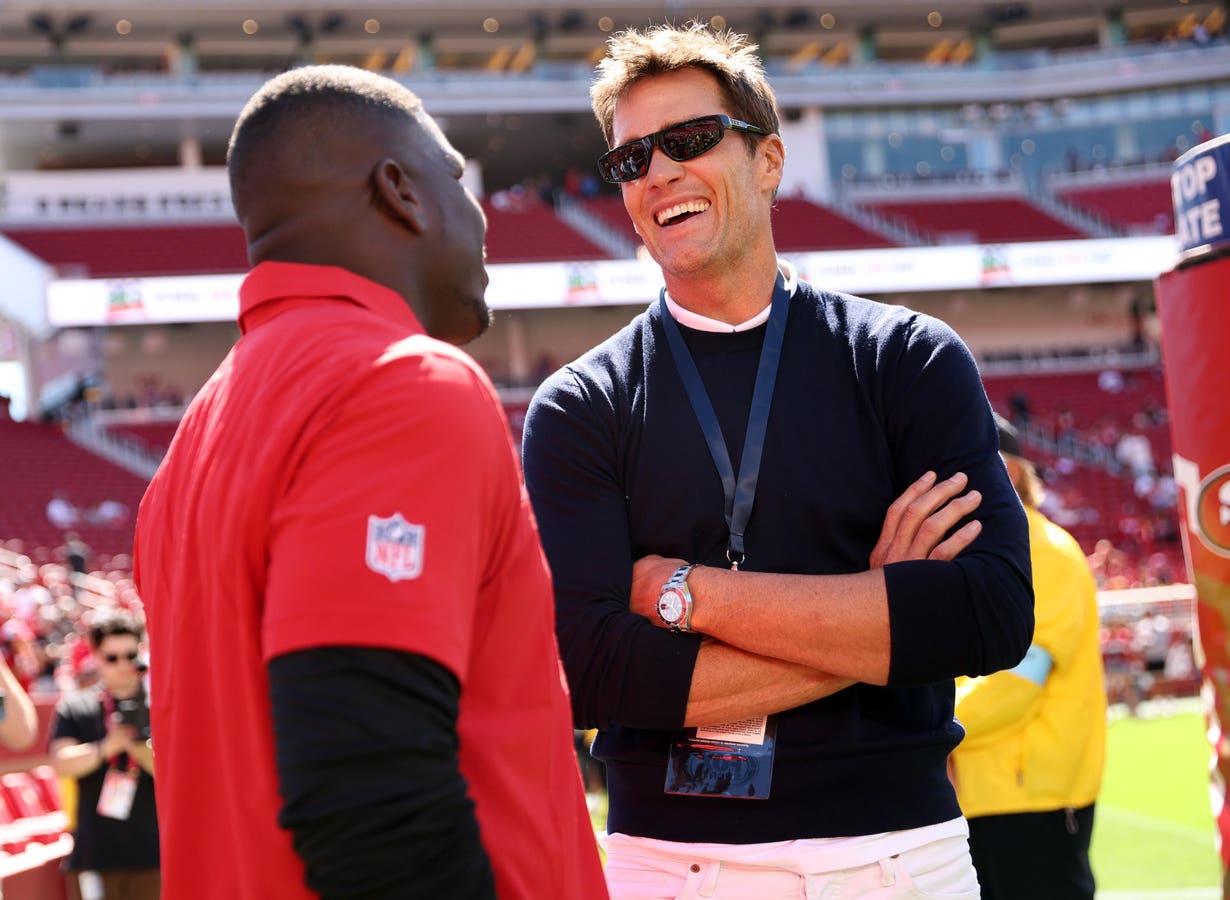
1172, 154, 1218, 205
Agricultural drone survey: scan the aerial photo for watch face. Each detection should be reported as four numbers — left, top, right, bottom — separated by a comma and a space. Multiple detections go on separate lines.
658, 589, 685, 623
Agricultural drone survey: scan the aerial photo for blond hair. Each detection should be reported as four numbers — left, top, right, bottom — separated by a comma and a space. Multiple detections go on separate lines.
590, 21, 780, 148
1004, 453, 1046, 509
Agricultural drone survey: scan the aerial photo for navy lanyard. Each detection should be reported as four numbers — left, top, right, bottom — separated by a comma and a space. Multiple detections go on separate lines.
658, 274, 791, 569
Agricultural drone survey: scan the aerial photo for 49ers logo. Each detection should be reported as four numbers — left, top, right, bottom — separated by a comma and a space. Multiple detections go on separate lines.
1196, 465, 1230, 556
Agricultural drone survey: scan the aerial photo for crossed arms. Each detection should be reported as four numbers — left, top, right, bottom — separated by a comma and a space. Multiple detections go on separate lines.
630, 471, 983, 725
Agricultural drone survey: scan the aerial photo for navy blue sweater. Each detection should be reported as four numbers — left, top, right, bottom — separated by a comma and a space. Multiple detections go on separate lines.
522, 280, 1033, 842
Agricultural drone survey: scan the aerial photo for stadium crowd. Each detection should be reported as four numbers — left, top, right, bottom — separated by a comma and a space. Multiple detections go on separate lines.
0, 540, 142, 699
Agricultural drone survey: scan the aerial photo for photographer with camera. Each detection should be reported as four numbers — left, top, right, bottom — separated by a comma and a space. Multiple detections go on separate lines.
50, 609, 158, 900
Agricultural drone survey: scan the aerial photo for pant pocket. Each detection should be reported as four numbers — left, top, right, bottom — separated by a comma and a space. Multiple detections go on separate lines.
891, 835, 981, 899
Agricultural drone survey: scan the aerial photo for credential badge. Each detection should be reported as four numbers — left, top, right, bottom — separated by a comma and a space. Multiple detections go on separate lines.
366, 512, 426, 582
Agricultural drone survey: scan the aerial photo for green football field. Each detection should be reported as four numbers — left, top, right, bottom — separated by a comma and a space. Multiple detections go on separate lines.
1092, 701, 1222, 899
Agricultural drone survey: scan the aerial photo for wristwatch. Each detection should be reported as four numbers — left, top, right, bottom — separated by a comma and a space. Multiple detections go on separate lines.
657, 563, 697, 633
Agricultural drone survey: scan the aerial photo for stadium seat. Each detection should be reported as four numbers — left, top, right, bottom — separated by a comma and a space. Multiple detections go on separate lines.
481, 199, 612, 262
0, 774, 67, 847
0, 417, 149, 560
1055, 178, 1174, 235
104, 422, 181, 459
1, 223, 248, 278
771, 198, 899, 250
2, 773, 50, 820
27, 767, 62, 815
858, 196, 1087, 244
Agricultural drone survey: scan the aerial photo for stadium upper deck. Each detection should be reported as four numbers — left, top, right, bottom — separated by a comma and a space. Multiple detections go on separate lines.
0, 0, 1221, 422
0, 0, 1225, 191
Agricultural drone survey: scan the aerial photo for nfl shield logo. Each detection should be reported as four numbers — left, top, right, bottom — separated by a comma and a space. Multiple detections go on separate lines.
365, 513, 426, 582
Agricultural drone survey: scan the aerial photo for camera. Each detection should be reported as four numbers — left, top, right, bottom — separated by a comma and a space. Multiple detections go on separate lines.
114, 689, 151, 741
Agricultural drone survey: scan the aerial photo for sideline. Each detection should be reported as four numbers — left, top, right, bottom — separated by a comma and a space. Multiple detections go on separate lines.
1097, 890, 1219, 899
1096, 803, 1218, 843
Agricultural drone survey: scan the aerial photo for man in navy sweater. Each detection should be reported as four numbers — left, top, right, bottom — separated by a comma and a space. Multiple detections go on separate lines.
522, 22, 1033, 899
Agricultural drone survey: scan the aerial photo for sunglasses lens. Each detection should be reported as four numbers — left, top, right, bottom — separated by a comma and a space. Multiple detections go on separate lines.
661, 120, 723, 162
600, 143, 650, 184
598, 118, 733, 183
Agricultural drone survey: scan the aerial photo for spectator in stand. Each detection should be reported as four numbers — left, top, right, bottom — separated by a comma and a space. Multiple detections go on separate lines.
1055, 408, 1078, 458
580, 170, 603, 198
563, 164, 586, 197
1088, 538, 1125, 588
58, 531, 94, 600
1008, 390, 1031, 427
1117, 502, 1145, 556
1134, 611, 1172, 696
50, 609, 158, 900
1116, 431, 1156, 481
952, 415, 1107, 900
2, 620, 43, 692
46, 492, 80, 531
86, 499, 131, 529
1097, 369, 1124, 394
0, 652, 38, 751
58, 532, 93, 577
65, 634, 101, 692
1100, 617, 1139, 709
134, 65, 605, 899
1164, 632, 1197, 686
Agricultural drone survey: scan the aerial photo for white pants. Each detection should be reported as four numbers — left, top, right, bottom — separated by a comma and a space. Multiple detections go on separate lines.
604, 833, 981, 900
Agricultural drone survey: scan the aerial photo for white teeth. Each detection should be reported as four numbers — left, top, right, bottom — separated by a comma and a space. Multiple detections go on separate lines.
656, 200, 710, 225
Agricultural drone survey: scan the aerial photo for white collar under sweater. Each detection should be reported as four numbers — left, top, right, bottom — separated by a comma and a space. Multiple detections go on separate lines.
663, 259, 799, 333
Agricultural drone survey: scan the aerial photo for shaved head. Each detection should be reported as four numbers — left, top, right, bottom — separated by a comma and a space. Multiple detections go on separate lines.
227, 66, 456, 232
225, 64, 489, 345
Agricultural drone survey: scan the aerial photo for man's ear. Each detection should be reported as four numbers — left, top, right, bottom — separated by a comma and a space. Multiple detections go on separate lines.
759, 134, 786, 196
373, 158, 427, 233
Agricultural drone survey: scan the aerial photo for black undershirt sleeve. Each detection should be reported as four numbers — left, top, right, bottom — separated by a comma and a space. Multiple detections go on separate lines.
267, 646, 496, 900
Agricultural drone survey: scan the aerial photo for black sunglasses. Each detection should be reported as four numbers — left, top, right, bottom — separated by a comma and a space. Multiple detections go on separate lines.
104, 651, 139, 664
597, 114, 771, 184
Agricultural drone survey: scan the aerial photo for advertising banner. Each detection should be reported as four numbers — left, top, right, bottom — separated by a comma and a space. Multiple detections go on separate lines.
1156, 132, 1230, 870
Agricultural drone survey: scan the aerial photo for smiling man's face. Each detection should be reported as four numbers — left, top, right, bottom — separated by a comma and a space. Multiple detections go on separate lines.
612, 67, 782, 288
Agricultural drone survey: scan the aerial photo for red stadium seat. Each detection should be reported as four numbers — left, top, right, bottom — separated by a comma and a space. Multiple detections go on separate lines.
0, 791, 31, 854
0, 417, 148, 560
1, 223, 249, 278
771, 198, 898, 251
1055, 178, 1174, 234
1, 773, 50, 819
859, 196, 1087, 244
27, 768, 62, 815
481, 199, 613, 262
0, 773, 68, 847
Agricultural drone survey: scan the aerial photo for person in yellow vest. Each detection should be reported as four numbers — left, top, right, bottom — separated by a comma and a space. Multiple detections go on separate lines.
951, 414, 1107, 899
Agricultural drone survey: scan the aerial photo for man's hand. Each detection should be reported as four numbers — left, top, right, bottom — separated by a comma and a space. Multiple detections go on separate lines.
630, 471, 982, 629
125, 733, 156, 777
869, 471, 982, 569
630, 554, 681, 623
100, 725, 136, 760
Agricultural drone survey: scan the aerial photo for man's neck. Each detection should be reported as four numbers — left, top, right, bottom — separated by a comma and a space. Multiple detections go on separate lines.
663, 259, 784, 326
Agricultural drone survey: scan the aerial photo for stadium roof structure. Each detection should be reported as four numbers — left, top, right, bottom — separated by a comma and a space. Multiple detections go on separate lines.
0, 0, 1216, 50
0, 0, 1224, 189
